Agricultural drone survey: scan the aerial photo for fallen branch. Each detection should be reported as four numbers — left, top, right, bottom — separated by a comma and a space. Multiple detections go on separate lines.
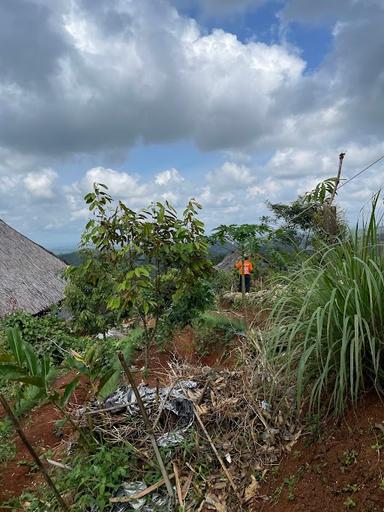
46, 459, 71, 470
109, 474, 175, 503
0, 393, 69, 512
182, 473, 193, 503
173, 461, 183, 507
118, 352, 174, 501
181, 384, 244, 506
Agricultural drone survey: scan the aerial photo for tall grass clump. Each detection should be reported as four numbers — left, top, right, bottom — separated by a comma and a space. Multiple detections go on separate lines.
266, 194, 384, 416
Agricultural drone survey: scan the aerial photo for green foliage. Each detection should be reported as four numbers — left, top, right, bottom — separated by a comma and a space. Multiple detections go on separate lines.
162, 279, 215, 330
343, 497, 357, 509
340, 449, 358, 470
73, 183, 213, 365
1, 311, 87, 363
0, 327, 78, 410
192, 312, 245, 355
303, 177, 338, 204
268, 199, 319, 234
211, 222, 271, 256
0, 419, 16, 463
64, 248, 122, 335
66, 330, 140, 399
268, 176, 347, 248
10, 445, 137, 511
211, 269, 237, 295
61, 445, 136, 510
267, 194, 384, 416
211, 221, 301, 281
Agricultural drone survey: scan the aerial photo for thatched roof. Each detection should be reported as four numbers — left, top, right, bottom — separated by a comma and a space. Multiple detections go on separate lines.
0, 220, 67, 318
214, 250, 240, 272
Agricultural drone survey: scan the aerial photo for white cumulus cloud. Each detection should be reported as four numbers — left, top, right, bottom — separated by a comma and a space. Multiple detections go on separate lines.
155, 168, 184, 186
23, 169, 58, 199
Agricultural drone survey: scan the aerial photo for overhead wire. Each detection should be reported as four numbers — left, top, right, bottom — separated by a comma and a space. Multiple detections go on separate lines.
285, 152, 384, 226
337, 153, 384, 191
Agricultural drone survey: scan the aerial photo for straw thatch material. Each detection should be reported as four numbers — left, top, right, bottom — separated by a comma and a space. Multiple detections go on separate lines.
214, 250, 240, 271
0, 220, 67, 318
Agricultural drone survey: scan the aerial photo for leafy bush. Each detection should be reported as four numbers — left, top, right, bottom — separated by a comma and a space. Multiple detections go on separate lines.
211, 269, 237, 295
9, 445, 138, 511
66, 328, 142, 399
1, 311, 91, 362
162, 279, 215, 331
64, 248, 123, 336
71, 184, 213, 367
63, 445, 136, 509
193, 312, 245, 355
267, 195, 384, 415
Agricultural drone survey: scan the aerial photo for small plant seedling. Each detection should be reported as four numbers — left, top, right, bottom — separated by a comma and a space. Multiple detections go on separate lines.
379, 479, 384, 491
271, 466, 279, 478
371, 440, 382, 451
340, 449, 358, 472
342, 483, 359, 493
343, 497, 356, 508
283, 475, 296, 501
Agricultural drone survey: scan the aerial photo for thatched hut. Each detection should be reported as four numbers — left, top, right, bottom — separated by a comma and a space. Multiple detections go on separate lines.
214, 250, 240, 272
0, 219, 67, 318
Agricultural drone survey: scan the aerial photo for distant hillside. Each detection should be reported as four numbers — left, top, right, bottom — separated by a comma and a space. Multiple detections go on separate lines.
58, 243, 232, 267
58, 251, 84, 266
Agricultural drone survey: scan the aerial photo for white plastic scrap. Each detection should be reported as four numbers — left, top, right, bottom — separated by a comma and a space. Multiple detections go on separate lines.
86, 481, 172, 512
102, 381, 197, 447
261, 400, 271, 412
110, 481, 172, 511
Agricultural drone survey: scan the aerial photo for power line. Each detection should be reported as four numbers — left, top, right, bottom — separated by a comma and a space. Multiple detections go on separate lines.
337, 153, 384, 191
285, 153, 384, 226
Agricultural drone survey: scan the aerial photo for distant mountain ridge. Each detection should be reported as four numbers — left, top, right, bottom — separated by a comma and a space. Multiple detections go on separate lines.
58, 242, 232, 267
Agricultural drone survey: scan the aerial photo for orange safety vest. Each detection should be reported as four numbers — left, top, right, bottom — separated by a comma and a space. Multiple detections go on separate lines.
235, 259, 253, 275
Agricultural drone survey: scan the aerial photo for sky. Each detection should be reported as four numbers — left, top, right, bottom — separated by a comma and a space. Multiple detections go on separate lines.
1, 0, 384, 252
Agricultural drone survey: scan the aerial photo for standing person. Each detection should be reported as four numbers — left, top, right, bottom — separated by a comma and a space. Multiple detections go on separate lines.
235, 256, 253, 293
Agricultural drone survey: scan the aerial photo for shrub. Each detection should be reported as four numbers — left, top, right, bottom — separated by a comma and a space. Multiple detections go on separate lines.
267, 195, 384, 415
10, 445, 138, 511
193, 312, 245, 355
1, 311, 89, 362
211, 269, 237, 295
162, 279, 215, 330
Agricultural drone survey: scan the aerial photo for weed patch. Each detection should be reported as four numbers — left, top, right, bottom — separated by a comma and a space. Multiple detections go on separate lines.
192, 312, 244, 355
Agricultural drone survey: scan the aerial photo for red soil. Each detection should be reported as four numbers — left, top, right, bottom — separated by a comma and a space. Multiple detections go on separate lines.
0, 373, 89, 508
3, 332, 384, 512
0, 328, 236, 506
134, 325, 238, 386
257, 391, 384, 512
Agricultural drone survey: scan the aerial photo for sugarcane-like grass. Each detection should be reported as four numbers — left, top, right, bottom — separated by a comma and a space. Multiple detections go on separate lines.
266, 194, 384, 416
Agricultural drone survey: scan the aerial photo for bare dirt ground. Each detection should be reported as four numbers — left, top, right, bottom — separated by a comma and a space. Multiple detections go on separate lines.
257, 391, 384, 512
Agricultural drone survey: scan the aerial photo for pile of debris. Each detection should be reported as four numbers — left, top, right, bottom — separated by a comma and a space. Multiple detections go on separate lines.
75, 353, 300, 511
221, 284, 287, 308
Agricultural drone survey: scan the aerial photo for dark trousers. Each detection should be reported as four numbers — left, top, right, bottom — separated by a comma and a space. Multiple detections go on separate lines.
239, 274, 251, 293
